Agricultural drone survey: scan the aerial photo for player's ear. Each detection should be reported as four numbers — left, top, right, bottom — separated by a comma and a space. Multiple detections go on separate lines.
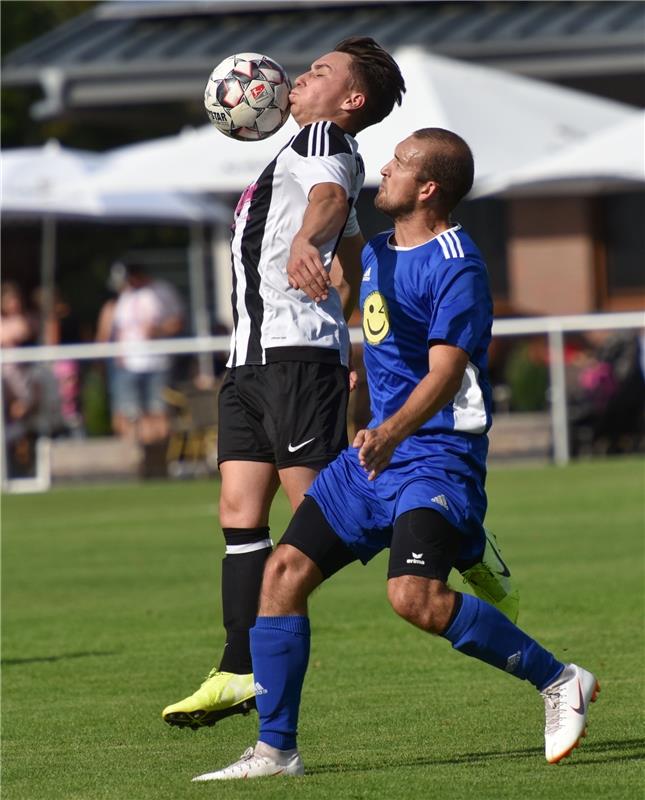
419, 181, 440, 203
342, 92, 366, 112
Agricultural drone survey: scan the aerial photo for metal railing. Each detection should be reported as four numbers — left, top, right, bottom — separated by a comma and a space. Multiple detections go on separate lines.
2, 310, 643, 489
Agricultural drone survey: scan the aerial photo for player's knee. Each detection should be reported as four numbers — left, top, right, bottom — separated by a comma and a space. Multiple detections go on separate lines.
387, 579, 451, 634
219, 492, 263, 528
259, 545, 317, 615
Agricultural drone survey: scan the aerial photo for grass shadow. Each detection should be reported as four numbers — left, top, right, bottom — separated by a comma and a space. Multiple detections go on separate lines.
1, 651, 119, 666
307, 737, 645, 775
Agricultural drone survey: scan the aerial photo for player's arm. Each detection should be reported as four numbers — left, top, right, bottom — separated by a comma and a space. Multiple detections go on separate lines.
354, 343, 470, 480
287, 182, 350, 303
330, 231, 365, 321
151, 314, 183, 338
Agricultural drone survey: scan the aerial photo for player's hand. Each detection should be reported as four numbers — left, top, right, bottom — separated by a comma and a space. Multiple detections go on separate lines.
287, 236, 331, 302
349, 368, 358, 392
353, 425, 397, 481
348, 348, 357, 392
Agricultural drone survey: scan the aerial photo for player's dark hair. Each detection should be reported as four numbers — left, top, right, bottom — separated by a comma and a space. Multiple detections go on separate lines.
412, 128, 474, 209
334, 37, 405, 131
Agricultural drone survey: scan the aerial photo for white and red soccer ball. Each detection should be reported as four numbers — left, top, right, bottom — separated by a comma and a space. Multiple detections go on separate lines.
204, 53, 292, 141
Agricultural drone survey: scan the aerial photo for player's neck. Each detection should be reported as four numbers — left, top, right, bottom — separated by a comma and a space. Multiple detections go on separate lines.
392, 215, 452, 248
294, 111, 358, 136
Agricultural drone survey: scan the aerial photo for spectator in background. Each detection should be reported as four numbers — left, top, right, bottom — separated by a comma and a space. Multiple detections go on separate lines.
33, 285, 83, 437
569, 329, 645, 455
110, 261, 184, 447
2, 281, 37, 433
1, 282, 42, 475
96, 261, 128, 437
1, 281, 36, 349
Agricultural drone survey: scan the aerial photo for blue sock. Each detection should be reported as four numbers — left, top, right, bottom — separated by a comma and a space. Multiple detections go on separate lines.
250, 615, 310, 751
442, 593, 563, 691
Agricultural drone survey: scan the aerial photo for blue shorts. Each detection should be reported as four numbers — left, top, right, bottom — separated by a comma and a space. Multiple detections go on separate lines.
111, 367, 169, 418
307, 443, 487, 565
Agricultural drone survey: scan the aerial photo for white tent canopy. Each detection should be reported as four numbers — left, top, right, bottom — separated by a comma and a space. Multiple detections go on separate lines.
470, 110, 645, 198
359, 48, 636, 186
88, 122, 300, 195
85, 49, 636, 196
1, 142, 232, 361
0, 140, 230, 222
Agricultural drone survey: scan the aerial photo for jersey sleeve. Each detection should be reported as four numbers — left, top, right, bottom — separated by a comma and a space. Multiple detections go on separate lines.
426, 260, 491, 356
288, 122, 355, 199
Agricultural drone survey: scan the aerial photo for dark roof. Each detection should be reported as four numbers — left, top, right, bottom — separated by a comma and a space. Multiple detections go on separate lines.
4, 1, 644, 116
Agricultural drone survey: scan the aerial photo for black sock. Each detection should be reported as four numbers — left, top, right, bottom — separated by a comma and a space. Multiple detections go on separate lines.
218, 527, 272, 674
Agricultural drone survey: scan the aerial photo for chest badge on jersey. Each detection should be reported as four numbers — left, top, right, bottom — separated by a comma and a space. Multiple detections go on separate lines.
362, 290, 390, 345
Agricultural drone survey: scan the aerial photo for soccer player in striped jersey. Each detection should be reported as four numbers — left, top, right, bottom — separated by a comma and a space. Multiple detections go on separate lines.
162, 37, 406, 729
192, 130, 597, 781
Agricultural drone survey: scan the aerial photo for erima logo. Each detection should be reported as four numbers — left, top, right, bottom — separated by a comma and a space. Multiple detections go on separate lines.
505, 651, 521, 673
362, 267, 371, 282
431, 494, 449, 510
406, 552, 425, 565
254, 682, 268, 696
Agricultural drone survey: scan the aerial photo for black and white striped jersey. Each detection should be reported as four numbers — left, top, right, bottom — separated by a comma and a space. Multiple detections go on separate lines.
226, 121, 365, 368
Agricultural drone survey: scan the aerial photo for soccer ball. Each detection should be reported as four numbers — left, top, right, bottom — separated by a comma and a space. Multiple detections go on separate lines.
204, 52, 292, 141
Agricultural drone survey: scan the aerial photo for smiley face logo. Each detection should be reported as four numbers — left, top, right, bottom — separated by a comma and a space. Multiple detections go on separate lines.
362, 291, 390, 345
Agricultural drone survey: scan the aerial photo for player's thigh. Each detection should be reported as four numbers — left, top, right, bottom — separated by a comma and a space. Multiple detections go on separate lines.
258, 362, 349, 470
278, 496, 358, 583
388, 508, 462, 583
278, 464, 319, 512
219, 460, 280, 528
217, 368, 274, 465
387, 509, 462, 629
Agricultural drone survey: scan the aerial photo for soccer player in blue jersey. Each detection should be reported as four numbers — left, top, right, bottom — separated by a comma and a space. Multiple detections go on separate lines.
192, 128, 600, 781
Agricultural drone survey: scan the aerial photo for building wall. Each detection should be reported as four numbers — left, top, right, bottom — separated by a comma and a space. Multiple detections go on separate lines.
507, 197, 598, 315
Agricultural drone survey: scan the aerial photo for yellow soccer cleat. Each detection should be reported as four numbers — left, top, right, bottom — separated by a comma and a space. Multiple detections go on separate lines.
461, 529, 520, 623
162, 669, 256, 730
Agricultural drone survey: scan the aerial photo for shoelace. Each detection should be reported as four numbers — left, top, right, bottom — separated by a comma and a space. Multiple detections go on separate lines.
200, 668, 221, 686
223, 749, 274, 778
541, 688, 564, 735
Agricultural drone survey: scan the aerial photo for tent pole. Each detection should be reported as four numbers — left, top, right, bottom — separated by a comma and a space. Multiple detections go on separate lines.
188, 222, 213, 380
212, 222, 233, 329
40, 215, 57, 344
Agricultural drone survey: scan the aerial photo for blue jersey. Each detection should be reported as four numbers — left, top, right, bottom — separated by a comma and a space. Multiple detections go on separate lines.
360, 225, 492, 466
307, 224, 492, 564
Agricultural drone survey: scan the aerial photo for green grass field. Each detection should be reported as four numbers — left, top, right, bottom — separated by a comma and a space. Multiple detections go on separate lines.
2, 458, 644, 799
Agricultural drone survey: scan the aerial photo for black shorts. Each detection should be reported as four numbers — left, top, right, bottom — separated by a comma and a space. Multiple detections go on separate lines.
281, 498, 461, 583
218, 362, 349, 470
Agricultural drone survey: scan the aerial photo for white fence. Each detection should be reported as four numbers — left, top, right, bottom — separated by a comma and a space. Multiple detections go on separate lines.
2, 311, 643, 490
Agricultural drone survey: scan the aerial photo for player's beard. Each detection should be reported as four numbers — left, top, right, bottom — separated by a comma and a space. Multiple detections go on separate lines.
374, 187, 416, 221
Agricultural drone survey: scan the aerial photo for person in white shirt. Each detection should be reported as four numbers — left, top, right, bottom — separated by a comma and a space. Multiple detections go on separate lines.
111, 262, 183, 444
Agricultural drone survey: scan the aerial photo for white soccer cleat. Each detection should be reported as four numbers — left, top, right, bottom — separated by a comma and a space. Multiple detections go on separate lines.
192, 741, 304, 781
541, 663, 600, 764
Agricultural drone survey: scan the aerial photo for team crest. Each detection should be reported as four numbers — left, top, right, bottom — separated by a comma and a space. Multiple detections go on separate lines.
362, 291, 390, 345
